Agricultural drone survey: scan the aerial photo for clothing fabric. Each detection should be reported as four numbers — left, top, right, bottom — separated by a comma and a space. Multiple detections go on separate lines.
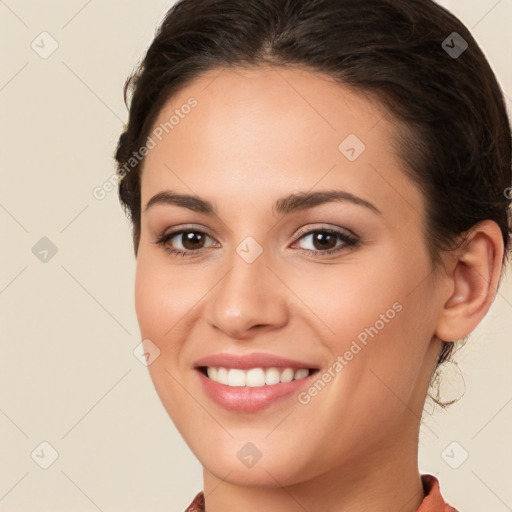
184, 474, 458, 511
418, 474, 459, 512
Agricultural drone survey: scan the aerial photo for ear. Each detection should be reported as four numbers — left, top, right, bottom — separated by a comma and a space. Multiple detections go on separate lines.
435, 220, 505, 342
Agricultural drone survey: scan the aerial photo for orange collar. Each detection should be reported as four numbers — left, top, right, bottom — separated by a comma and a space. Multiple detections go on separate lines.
185, 474, 459, 511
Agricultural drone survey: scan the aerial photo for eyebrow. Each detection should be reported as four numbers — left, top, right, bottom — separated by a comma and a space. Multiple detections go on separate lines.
144, 189, 382, 216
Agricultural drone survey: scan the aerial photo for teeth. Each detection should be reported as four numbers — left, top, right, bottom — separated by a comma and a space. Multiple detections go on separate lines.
265, 367, 281, 385
280, 368, 294, 383
227, 369, 246, 387
206, 367, 217, 381
246, 368, 266, 387
294, 368, 309, 380
217, 367, 229, 385
205, 367, 311, 387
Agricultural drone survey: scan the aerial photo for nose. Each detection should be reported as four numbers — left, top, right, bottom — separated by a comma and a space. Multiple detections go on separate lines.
203, 247, 289, 340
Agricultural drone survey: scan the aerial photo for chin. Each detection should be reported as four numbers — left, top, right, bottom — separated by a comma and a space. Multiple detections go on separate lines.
202, 457, 305, 488
190, 434, 327, 489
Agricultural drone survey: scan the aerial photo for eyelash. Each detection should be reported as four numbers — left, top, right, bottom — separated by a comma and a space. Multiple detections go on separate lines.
154, 226, 360, 258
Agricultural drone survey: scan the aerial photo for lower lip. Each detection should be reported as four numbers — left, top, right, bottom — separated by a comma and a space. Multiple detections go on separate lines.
196, 369, 316, 412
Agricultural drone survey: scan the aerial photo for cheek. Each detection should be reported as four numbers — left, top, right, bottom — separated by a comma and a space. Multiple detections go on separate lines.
134, 253, 206, 394
134, 259, 166, 340
290, 257, 404, 348
134, 254, 189, 388
134, 256, 194, 429
293, 251, 434, 401
134, 252, 194, 342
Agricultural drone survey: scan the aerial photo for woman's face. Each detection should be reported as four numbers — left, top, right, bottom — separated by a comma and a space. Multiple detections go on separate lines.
135, 66, 448, 487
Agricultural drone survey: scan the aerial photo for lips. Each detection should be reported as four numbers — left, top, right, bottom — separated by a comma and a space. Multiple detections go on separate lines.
193, 352, 320, 412
194, 352, 319, 371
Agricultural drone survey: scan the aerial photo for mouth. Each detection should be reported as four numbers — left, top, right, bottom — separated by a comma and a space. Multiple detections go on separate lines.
197, 366, 317, 387
195, 364, 320, 412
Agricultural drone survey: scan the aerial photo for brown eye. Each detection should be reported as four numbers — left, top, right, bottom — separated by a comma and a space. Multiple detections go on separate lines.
294, 228, 359, 255
154, 228, 218, 257
180, 231, 207, 250
310, 232, 337, 251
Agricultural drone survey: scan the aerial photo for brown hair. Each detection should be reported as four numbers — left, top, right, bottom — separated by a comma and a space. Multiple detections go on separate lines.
114, 0, 512, 401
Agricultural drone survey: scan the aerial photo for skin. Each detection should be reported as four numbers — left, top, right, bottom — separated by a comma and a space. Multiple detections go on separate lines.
133, 66, 504, 512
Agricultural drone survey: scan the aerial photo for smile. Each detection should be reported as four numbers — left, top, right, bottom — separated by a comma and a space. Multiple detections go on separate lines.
193, 352, 321, 412
202, 366, 312, 387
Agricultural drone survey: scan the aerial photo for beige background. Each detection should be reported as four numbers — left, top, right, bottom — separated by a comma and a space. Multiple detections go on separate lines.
0, 1, 511, 511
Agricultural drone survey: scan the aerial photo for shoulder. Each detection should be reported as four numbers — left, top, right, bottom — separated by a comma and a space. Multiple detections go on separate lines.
184, 479, 459, 512
184, 491, 205, 512
418, 474, 459, 512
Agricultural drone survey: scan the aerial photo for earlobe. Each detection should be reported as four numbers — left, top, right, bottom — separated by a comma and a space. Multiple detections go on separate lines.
435, 220, 504, 342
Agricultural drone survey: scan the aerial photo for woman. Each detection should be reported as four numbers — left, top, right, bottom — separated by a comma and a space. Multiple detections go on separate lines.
114, 0, 511, 510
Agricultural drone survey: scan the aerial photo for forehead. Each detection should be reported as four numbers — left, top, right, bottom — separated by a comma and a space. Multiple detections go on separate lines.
140, 65, 424, 220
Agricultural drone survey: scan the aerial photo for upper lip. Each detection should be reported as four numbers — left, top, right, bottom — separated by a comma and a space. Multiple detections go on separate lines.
194, 352, 319, 370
